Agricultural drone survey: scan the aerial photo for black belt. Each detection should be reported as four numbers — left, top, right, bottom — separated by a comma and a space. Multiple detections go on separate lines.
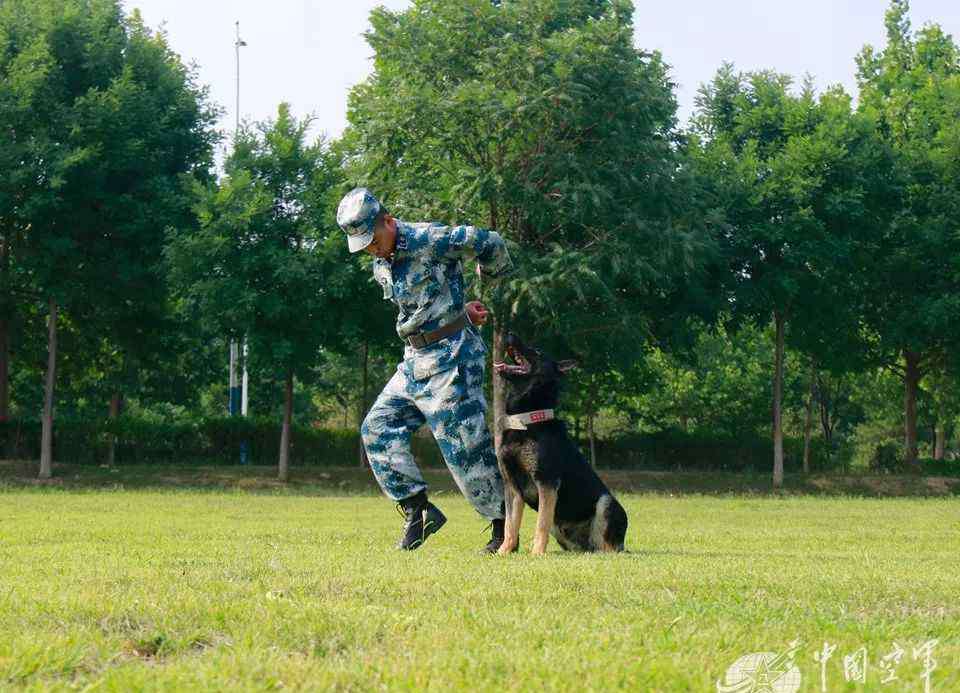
405, 313, 469, 349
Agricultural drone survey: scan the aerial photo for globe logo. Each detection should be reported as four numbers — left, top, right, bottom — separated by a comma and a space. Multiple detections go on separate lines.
716, 650, 802, 693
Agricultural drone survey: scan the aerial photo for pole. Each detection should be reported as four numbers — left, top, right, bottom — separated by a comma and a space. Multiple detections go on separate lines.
241, 340, 249, 417
232, 21, 249, 464
229, 341, 240, 415
235, 21, 244, 133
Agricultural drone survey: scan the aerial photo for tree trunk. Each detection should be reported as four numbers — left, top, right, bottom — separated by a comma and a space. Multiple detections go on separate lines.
358, 341, 369, 468
107, 392, 123, 466
39, 297, 58, 479
772, 311, 785, 488
588, 413, 597, 468
488, 199, 503, 453
488, 199, 513, 520
816, 375, 835, 466
802, 367, 816, 474
0, 316, 8, 423
903, 350, 921, 472
492, 319, 513, 521
278, 371, 293, 482
934, 422, 946, 461
492, 323, 505, 458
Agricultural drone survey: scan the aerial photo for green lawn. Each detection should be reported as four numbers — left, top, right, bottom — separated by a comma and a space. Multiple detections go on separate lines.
0, 465, 958, 691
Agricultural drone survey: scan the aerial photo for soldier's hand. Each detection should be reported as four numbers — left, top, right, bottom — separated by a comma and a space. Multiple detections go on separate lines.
466, 300, 489, 326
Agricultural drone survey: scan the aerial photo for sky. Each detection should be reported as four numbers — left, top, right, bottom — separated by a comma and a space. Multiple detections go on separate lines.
126, 0, 960, 155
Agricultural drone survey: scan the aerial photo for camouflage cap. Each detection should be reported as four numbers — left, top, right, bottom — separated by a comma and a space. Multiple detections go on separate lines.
336, 187, 382, 253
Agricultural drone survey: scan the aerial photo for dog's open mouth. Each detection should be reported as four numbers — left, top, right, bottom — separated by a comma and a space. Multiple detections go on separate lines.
493, 345, 531, 376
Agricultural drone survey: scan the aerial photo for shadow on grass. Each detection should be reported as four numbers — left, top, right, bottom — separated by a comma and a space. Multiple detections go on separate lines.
2, 461, 959, 498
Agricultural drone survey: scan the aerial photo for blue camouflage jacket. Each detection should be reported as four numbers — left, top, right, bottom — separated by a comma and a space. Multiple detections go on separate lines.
373, 221, 513, 380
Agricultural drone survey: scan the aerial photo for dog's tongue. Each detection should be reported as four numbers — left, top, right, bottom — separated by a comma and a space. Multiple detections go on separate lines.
494, 362, 527, 375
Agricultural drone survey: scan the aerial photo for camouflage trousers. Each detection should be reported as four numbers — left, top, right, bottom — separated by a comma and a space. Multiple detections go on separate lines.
361, 357, 505, 520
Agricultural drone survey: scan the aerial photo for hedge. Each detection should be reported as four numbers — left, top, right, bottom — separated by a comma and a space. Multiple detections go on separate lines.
0, 417, 444, 467
594, 429, 848, 473
8, 418, 953, 476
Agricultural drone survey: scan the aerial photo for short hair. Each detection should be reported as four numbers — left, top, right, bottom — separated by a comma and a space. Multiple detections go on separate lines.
373, 207, 390, 229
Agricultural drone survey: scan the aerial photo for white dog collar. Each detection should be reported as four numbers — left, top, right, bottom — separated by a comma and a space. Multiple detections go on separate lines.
501, 409, 555, 430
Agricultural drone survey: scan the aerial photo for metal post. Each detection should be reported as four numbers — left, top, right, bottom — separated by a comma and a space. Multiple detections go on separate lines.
240, 338, 249, 464
233, 21, 249, 464
235, 21, 245, 133
229, 340, 240, 415
241, 339, 249, 417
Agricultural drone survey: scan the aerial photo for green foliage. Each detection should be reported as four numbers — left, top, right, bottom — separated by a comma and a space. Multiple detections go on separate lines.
869, 442, 904, 473
920, 456, 960, 476
626, 322, 808, 438
855, 1, 960, 368
4, 0, 960, 478
688, 60, 896, 482
0, 416, 445, 467
596, 428, 842, 473
0, 0, 219, 465
0, 412, 858, 474
2, 0, 217, 306
311, 345, 397, 427
691, 66, 892, 347
166, 104, 352, 385
346, 0, 707, 377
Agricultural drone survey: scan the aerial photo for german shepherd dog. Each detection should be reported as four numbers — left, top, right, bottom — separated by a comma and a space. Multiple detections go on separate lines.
493, 333, 628, 555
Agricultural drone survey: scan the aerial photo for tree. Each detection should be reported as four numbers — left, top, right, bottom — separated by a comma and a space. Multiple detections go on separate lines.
631, 322, 805, 440
854, 0, 960, 470
690, 67, 892, 486
166, 104, 349, 480
345, 0, 703, 458
0, 0, 217, 477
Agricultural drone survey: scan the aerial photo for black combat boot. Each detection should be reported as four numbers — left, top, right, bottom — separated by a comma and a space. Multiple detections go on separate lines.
482, 518, 508, 554
396, 491, 446, 550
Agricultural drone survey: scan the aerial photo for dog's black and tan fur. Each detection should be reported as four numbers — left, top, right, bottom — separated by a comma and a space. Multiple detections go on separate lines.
494, 333, 628, 555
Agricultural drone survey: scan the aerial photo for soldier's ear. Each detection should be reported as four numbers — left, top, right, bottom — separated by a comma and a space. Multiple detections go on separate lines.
556, 360, 578, 374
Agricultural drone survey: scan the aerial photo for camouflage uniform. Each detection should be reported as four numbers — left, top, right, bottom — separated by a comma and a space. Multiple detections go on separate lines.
338, 190, 512, 521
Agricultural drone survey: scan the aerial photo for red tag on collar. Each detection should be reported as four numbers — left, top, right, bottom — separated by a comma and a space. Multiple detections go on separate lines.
528, 410, 548, 423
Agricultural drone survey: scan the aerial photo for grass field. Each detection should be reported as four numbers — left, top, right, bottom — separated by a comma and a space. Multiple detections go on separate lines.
1, 463, 958, 691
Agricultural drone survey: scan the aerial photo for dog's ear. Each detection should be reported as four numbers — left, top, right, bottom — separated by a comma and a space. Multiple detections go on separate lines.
556, 359, 578, 374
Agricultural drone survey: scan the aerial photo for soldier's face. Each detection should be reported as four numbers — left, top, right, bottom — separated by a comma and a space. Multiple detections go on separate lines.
364, 215, 397, 259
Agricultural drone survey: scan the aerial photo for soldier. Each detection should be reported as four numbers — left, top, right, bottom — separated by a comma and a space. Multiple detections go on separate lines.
337, 188, 512, 553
